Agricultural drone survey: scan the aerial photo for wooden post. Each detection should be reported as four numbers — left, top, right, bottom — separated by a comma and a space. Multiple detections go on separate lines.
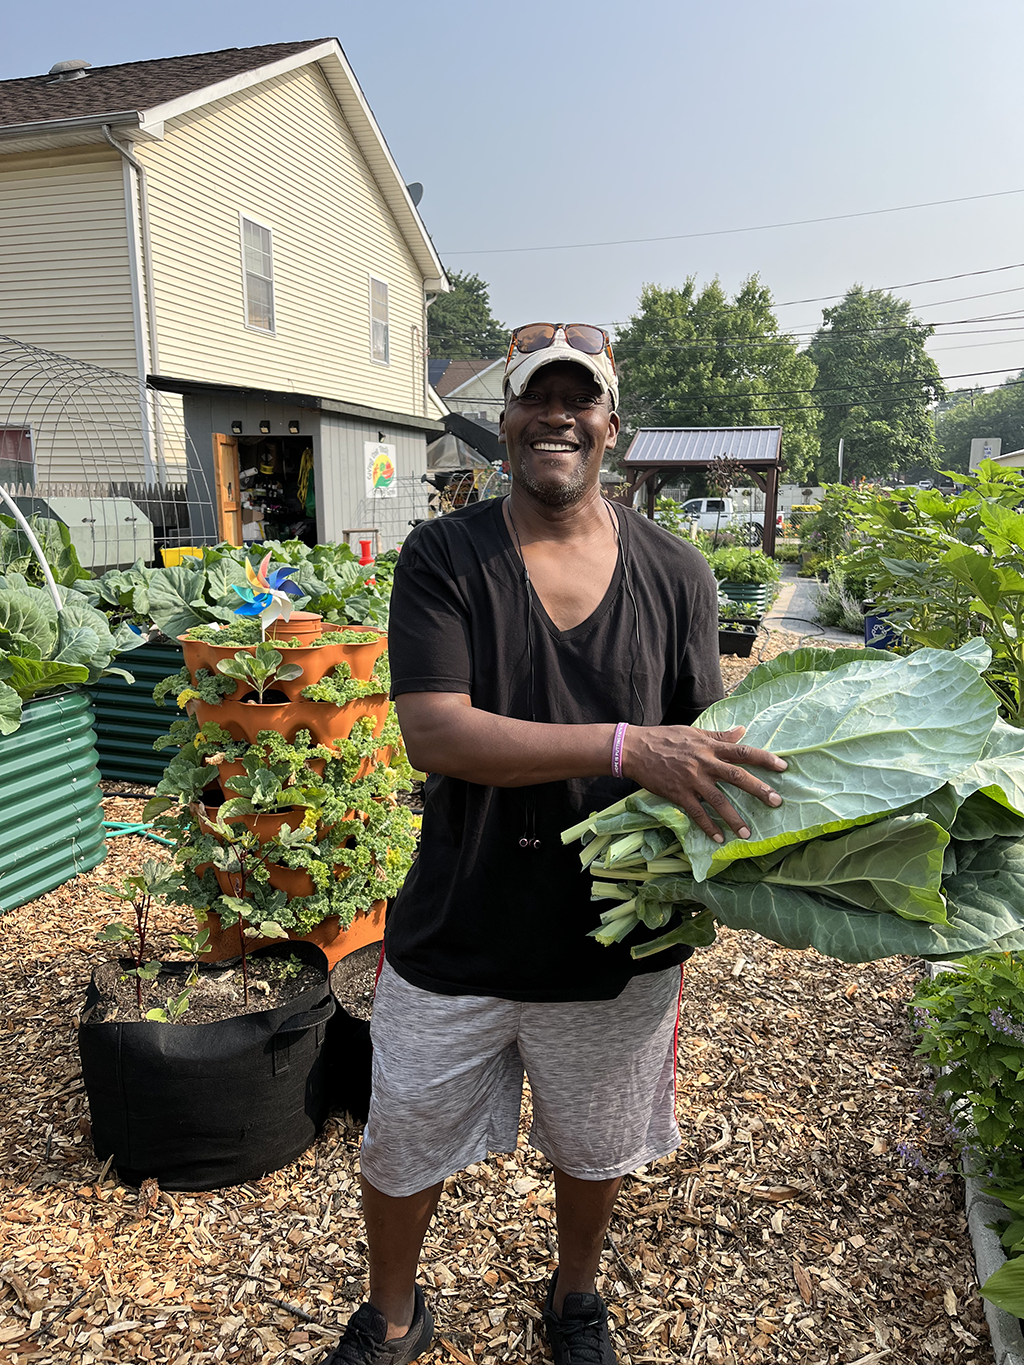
763, 462, 779, 557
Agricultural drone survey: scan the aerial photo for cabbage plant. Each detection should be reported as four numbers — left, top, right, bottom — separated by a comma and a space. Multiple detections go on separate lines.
565, 640, 1024, 963
0, 572, 143, 734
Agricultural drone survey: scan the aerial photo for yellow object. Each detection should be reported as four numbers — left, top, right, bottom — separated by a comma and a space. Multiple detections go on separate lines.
160, 547, 203, 567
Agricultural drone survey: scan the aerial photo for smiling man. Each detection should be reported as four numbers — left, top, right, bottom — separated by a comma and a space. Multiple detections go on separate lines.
319, 325, 786, 1365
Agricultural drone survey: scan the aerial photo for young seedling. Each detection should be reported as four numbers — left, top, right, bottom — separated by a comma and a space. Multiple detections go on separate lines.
97, 859, 181, 1013
145, 984, 193, 1023
215, 641, 304, 704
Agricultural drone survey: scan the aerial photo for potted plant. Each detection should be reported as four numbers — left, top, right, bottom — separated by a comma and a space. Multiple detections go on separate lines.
146, 612, 417, 970
717, 596, 761, 657
74, 541, 395, 784
78, 860, 337, 1191
705, 545, 782, 614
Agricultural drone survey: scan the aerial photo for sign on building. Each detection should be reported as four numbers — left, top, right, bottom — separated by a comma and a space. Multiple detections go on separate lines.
364, 442, 397, 499
970, 436, 1001, 471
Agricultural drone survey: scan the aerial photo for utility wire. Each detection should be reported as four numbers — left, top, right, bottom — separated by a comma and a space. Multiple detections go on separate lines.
444, 187, 1024, 256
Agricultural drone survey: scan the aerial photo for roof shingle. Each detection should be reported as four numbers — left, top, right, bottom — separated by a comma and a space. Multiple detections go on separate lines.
0, 40, 328, 128
432, 358, 502, 397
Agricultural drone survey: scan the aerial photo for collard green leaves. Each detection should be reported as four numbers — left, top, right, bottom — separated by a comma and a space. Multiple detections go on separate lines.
687, 644, 997, 880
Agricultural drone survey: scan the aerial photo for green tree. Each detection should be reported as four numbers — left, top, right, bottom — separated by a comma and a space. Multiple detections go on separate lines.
808, 288, 944, 483
613, 277, 820, 482
428, 270, 507, 359
936, 374, 1024, 474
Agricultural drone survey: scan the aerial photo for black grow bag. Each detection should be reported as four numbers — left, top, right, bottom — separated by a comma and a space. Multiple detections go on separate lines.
78, 940, 335, 1191
718, 627, 758, 658
323, 1005, 373, 1123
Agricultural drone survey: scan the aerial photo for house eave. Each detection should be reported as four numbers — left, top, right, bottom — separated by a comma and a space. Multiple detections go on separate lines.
147, 372, 445, 436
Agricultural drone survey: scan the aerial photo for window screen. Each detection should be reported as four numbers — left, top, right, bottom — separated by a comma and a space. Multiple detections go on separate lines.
370, 277, 390, 363
241, 217, 275, 332
0, 428, 33, 486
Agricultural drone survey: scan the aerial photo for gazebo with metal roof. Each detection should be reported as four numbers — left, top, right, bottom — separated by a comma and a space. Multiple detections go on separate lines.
622, 425, 783, 555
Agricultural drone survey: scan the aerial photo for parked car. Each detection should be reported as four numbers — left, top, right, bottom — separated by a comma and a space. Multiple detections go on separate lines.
679, 498, 781, 546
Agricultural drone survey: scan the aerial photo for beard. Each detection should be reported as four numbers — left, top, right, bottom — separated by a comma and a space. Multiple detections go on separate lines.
512, 439, 595, 508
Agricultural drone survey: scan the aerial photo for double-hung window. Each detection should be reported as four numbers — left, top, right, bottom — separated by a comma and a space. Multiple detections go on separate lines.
369, 276, 390, 364
240, 215, 275, 333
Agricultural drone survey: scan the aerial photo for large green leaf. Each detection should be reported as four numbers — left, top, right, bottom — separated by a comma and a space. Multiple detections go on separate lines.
147, 566, 214, 638
719, 814, 950, 923
951, 790, 1024, 841
685, 644, 997, 880
0, 680, 22, 735
730, 645, 892, 698
980, 1256, 1024, 1318
0, 515, 85, 587
953, 718, 1024, 817
0, 578, 57, 658
656, 871, 1024, 963
5, 655, 90, 699
205, 558, 250, 603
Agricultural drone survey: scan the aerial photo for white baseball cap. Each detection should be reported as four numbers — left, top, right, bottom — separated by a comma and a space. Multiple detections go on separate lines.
503, 323, 619, 409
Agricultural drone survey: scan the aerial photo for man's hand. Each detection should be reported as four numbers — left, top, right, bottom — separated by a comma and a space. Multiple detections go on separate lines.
622, 724, 786, 844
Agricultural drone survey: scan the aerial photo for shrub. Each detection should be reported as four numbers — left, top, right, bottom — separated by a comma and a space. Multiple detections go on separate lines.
704, 546, 782, 586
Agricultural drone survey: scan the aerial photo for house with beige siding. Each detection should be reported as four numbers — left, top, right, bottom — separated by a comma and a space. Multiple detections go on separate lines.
0, 39, 448, 556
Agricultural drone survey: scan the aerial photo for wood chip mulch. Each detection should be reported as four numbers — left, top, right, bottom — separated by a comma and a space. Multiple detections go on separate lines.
0, 634, 995, 1363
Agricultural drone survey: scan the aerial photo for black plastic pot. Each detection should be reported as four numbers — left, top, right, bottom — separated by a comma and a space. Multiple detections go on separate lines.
718, 627, 758, 658
78, 940, 335, 1191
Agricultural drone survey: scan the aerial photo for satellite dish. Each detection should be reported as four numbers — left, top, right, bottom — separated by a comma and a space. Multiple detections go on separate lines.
406, 182, 424, 207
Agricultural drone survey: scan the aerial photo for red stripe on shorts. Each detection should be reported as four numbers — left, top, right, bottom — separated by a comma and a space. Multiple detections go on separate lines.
374, 942, 386, 994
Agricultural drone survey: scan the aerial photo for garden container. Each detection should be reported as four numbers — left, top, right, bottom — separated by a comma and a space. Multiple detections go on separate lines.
323, 1004, 373, 1123
179, 624, 387, 702
78, 940, 335, 1191
718, 628, 758, 658
89, 640, 184, 785
199, 898, 387, 969
193, 693, 388, 748
864, 610, 900, 650
716, 581, 771, 613
0, 692, 107, 914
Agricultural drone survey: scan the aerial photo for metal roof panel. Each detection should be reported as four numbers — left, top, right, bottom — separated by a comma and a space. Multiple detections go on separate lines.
624, 426, 782, 465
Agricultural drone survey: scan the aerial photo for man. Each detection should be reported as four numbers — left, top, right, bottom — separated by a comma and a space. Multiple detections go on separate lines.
321, 324, 785, 1365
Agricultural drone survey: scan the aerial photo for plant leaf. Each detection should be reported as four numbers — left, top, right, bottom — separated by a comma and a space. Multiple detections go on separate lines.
685, 645, 997, 881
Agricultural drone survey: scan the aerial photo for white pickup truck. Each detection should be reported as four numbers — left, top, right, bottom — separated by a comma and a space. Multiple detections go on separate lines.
679, 497, 778, 546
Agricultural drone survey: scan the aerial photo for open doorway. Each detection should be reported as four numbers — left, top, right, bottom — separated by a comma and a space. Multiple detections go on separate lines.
237, 436, 316, 546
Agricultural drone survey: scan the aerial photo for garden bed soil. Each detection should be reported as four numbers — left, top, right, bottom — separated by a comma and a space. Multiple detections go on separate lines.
329, 943, 381, 1022
86, 957, 324, 1026
0, 633, 996, 1365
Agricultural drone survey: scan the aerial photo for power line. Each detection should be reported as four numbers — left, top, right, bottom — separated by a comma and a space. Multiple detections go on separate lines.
772, 260, 1024, 308
444, 187, 1024, 257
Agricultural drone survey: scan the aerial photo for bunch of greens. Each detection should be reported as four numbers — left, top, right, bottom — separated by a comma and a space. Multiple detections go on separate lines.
0, 573, 143, 734
71, 539, 394, 640
564, 640, 1024, 963
704, 545, 781, 586
911, 956, 1024, 1318
0, 514, 88, 588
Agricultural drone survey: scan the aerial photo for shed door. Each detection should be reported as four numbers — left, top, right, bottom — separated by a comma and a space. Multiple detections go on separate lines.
212, 432, 242, 545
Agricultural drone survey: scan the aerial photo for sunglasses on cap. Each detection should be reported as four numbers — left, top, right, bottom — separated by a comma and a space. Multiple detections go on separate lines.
505, 323, 616, 371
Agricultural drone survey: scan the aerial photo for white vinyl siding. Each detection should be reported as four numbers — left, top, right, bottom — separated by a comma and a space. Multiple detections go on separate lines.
369, 276, 389, 364
137, 63, 430, 415
240, 215, 275, 333
0, 147, 138, 373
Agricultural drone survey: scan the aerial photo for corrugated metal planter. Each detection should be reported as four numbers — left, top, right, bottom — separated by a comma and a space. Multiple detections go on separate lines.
0, 692, 106, 914
717, 581, 771, 612
89, 640, 183, 785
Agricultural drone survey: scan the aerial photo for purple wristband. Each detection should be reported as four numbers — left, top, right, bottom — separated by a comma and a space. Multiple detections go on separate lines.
611, 722, 629, 779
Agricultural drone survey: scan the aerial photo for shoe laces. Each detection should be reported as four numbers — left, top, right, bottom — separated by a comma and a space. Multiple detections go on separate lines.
325, 1313, 388, 1365
550, 1309, 608, 1364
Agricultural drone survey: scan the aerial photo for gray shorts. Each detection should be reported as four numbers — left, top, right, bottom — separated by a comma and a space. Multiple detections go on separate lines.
359, 961, 684, 1197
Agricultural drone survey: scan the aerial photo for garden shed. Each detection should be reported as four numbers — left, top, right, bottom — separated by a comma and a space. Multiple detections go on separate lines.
623, 425, 783, 555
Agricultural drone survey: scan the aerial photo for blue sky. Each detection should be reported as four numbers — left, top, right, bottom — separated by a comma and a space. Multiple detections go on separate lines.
5, 0, 1024, 390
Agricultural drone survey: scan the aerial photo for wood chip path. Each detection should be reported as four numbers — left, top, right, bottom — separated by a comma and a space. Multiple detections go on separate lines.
0, 631, 993, 1363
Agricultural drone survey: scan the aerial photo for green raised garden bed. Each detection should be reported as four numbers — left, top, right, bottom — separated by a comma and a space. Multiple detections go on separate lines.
0, 692, 106, 914
89, 640, 183, 786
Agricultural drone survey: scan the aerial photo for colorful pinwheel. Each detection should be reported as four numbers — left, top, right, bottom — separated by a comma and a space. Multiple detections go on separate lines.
232, 553, 303, 637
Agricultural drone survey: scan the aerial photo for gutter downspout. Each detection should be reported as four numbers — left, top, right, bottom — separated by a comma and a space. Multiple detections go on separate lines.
102, 124, 163, 480
424, 292, 438, 417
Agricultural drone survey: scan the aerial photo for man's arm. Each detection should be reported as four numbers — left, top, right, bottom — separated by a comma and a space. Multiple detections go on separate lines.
396, 692, 785, 844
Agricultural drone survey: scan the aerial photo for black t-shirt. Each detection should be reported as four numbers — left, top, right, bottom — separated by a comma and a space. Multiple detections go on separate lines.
385, 497, 724, 1002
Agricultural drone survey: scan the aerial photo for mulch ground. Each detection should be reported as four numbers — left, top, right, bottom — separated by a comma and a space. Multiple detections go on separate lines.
0, 630, 995, 1364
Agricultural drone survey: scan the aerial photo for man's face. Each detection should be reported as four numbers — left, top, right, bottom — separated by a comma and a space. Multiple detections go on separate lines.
499, 361, 619, 508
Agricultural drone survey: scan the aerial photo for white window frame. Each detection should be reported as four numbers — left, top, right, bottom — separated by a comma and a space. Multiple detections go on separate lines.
368, 274, 390, 365
239, 213, 276, 335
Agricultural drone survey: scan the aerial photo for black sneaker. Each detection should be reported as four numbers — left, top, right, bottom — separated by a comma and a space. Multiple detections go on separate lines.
543, 1271, 617, 1364
319, 1286, 434, 1365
